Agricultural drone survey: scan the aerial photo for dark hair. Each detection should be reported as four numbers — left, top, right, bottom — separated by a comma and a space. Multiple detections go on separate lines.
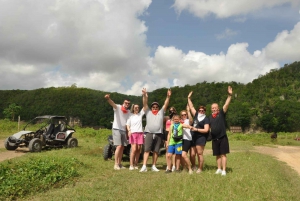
198, 106, 206, 111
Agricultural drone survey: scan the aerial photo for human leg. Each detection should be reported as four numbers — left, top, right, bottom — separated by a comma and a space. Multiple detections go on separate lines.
195, 145, 205, 171
182, 151, 192, 172
130, 143, 137, 168
189, 146, 196, 169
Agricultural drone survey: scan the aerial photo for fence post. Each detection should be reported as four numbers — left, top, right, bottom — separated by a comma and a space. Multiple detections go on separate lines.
18, 115, 20, 131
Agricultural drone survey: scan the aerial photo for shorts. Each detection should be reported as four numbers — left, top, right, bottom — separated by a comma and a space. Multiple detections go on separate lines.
182, 139, 195, 152
163, 130, 169, 141
129, 132, 144, 145
212, 135, 230, 156
112, 129, 128, 146
168, 143, 182, 155
193, 135, 207, 146
144, 133, 163, 153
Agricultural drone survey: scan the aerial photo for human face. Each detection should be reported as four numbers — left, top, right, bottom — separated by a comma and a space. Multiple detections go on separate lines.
173, 116, 180, 123
181, 113, 187, 119
123, 100, 131, 109
198, 109, 205, 114
151, 105, 159, 111
211, 103, 219, 114
133, 105, 139, 113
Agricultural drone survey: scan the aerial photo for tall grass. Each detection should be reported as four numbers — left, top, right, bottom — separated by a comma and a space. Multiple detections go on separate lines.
1, 123, 300, 200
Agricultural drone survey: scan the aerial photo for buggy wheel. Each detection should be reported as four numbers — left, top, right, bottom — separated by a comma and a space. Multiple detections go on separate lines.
29, 138, 42, 152
103, 144, 112, 160
4, 138, 18, 150
67, 137, 78, 148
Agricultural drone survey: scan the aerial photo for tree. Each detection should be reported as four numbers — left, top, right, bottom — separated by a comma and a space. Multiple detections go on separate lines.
3, 103, 22, 121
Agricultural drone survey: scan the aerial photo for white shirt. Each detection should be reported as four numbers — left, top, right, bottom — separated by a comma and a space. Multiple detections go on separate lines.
126, 110, 145, 133
183, 119, 192, 141
112, 104, 131, 131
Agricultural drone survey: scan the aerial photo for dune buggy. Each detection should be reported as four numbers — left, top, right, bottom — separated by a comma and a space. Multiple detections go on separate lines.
4, 115, 78, 152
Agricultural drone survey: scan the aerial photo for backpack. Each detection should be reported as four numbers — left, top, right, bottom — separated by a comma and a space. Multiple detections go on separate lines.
172, 123, 182, 142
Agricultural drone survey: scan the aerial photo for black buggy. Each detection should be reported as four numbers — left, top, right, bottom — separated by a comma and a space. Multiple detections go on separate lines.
4, 115, 78, 152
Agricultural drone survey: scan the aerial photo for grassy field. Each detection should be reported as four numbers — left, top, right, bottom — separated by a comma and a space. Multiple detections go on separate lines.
1, 120, 300, 200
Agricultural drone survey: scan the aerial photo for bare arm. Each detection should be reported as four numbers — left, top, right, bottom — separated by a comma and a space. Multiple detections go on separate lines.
191, 124, 210, 133
162, 89, 171, 112
142, 88, 148, 111
104, 94, 117, 109
223, 86, 233, 113
186, 105, 193, 125
187, 91, 196, 116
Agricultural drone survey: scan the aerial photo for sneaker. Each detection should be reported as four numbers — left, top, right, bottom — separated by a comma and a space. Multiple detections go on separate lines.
114, 165, 120, 170
151, 166, 160, 172
192, 166, 197, 171
165, 169, 172, 174
139, 166, 147, 172
196, 169, 202, 174
134, 166, 139, 170
189, 169, 193, 174
172, 166, 176, 172
129, 166, 134, 170
119, 164, 126, 169
221, 170, 226, 176
215, 169, 222, 174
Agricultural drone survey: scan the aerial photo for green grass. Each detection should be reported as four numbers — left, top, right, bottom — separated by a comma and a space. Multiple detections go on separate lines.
1, 121, 300, 200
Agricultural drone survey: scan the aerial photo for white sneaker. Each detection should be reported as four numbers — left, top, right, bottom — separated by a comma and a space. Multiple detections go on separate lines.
129, 166, 134, 170
134, 166, 139, 170
114, 165, 120, 170
171, 166, 176, 172
151, 166, 160, 172
119, 164, 126, 169
189, 169, 193, 174
139, 166, 147, 172
221, 170, 226, 176
215, 169, 222, 174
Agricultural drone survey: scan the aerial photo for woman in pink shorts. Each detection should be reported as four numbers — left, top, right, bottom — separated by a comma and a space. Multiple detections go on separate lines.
126, 104, 145, 170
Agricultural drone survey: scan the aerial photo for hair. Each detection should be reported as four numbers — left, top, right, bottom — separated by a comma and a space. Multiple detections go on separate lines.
197, 105, 206, 111
180, 110, 187, 115
172, 114, 180, 120
130, 104, 140, 113
169, 106, 177, 114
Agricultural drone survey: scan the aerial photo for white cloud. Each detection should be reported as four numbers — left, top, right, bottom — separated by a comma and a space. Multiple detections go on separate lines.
0, 0, 151, 93
263, 22, 300, 62
215, 28, 238, 40
172, 0, 300, 18
148, 43, 279, 89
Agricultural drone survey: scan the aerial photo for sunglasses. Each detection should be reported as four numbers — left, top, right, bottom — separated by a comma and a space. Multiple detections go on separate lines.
124, 102, 131, 105
199, 109, 205, 112
181, 114, 187, 116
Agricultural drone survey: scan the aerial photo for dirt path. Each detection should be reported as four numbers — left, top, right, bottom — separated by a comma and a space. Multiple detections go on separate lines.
1, 140, 300, 175
253, 145, 300, 175
0, 140, 28, 161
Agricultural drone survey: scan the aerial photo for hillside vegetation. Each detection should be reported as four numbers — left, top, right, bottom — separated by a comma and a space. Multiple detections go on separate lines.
1, 61, 300, 132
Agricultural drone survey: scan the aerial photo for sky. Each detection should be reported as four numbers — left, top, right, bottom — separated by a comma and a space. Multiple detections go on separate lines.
0, 0, 300, 95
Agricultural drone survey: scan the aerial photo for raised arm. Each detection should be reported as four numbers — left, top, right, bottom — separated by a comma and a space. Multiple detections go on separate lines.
142, 88, 148, 111
186, 105, 193, 125
104, 94, 117, 109
223, 86, 232, 113
162, 89, 172, 112
187, 91, 196, 116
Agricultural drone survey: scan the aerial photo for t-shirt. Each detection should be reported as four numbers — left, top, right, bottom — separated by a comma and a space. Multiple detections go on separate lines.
191, 112, 210, 137
126, 110, 145, 133
144, 107, 165, 134
169, 123, 183, 145
112, 104, 131, 131
209, 109, 227, 139
165, 119, 172, 131
182, 119, 192, 141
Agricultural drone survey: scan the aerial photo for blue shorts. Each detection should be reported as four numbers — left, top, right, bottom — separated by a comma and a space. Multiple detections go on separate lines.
168, 143, 182, 155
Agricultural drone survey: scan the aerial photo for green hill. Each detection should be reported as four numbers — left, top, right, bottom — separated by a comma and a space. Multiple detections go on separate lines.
1, 61, 300, 132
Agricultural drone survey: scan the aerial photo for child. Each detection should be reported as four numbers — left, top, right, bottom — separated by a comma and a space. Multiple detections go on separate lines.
165, 114, 192, 173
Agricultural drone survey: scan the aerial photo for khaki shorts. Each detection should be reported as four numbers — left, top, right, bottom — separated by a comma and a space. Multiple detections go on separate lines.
112, 129, 128, 146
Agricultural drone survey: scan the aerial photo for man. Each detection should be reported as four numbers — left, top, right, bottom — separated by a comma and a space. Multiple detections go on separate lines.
140, 88, 171, 172
209, 86, 232, 176
104, 94, 131, 170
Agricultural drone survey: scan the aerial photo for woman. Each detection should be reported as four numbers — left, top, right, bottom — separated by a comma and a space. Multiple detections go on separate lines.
165, 107, 177, 171
188, 91, 210, 173
126, 104, 145, 170
180, 106, 195, 174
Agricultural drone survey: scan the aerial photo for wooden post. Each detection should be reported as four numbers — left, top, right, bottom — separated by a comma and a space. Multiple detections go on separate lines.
18, 115, 20, 131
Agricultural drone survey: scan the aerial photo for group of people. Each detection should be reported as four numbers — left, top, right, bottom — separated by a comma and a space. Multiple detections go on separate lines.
104, 86, 233, 175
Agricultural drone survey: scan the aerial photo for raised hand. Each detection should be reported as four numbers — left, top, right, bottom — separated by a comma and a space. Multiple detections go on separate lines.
104, 94, 110, 100
167, 88, 171, 97
188, 91, 193, 98
228, 86, 233, 95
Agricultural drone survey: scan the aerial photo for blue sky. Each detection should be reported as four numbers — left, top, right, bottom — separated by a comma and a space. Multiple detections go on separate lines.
0, 0, 300, 95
